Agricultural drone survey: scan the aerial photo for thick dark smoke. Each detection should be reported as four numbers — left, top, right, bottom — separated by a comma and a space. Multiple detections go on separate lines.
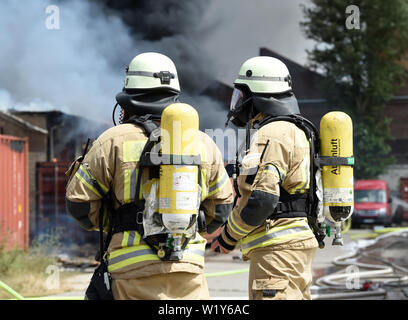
0, 0, 134, 125
97, 0, 227, 125
0, 0, 228, 132
99, 1, 207, 41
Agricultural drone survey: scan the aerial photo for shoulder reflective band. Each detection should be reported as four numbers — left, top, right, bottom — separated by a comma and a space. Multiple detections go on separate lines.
208, 171, 229, 197
316, 156, 354, 167
264, 164, 286, 183
75, 164, 108, 198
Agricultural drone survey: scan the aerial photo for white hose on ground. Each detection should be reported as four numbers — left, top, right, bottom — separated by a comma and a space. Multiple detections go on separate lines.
314, 230, 408, 296
312, 288, 386, 300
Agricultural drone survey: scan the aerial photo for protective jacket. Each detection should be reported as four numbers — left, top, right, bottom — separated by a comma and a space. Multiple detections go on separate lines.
66, 123, 233, 281
219, 116, 318, 259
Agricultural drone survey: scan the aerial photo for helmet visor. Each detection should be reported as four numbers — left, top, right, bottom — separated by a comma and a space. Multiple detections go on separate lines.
229, 88, 244, 112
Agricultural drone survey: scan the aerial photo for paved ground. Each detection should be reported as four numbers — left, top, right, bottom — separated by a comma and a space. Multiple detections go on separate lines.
205, 229, 361, 299
55, 229, 369, 300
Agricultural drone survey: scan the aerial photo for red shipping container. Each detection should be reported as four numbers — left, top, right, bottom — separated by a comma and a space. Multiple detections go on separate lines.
0, 134, 29, 250
36, 161, 98, 245
400, 178, 408, 221
36, 162, 71, 230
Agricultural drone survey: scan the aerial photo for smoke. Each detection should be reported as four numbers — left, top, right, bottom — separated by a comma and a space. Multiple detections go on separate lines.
0, 0, 134, 121
0, 0, 314, 155
96, 0, 228, 129
197, 0, 315, 85
0, 0, 229, 131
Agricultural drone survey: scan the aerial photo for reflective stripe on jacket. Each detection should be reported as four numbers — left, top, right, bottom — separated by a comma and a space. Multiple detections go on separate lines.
220, 118, 318, 257
238, 218, 313, 255
108, 233, 206, 272
66, 123, 234, 277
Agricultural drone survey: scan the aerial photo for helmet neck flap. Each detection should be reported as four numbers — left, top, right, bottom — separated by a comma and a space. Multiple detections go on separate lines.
252, 92, 300, 117
116, 88, 180, 121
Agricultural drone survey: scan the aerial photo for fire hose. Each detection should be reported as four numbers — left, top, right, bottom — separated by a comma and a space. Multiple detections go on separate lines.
313, 229, 408, 299
3, 228, 407, 300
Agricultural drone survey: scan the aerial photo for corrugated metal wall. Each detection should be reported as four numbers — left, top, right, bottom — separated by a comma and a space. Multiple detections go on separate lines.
36, 162, 98, 245
0, 134, 29, 250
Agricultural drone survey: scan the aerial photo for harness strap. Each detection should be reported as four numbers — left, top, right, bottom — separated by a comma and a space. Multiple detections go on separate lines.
315, 156, 355, 167
123, 114, 159, 136
112, 203, 143, 234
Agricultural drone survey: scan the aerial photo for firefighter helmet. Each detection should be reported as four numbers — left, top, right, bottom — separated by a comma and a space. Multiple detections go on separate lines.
124, 52, 180, 92
227, 56, 300, 127
115, 52, 180, 121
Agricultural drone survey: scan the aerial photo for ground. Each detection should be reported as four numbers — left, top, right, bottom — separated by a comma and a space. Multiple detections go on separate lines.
2, 228, 407, 300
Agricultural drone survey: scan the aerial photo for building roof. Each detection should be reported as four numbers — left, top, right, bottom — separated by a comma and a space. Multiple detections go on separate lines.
259, 47, 328, 101
0, 109, 48, 135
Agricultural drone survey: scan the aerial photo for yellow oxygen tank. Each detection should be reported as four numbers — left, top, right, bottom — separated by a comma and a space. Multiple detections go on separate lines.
320, 111, 354, 245
158, 103, 200, 234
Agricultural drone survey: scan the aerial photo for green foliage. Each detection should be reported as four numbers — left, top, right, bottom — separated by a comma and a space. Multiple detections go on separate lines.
354, 119, 395, 178
301, 0, 408, 179
0, 232, 59, 276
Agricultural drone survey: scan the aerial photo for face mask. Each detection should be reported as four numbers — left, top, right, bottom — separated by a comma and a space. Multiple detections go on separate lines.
225, 87, 253, 128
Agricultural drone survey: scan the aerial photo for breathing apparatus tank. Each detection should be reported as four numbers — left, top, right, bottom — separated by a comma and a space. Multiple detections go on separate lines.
320, 111, 354, 245
158, 103, 201, 258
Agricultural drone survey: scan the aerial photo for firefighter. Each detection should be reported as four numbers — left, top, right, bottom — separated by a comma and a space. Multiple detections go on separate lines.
211, 56, 319, 300
66, 52, 233, 300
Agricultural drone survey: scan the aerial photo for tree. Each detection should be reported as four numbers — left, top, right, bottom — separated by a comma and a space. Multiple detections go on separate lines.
301, 0, 408, 179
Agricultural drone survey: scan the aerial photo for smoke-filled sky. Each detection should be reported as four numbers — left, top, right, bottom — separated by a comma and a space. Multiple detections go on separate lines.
0, 0, 314, 130
198, 0, 315, 85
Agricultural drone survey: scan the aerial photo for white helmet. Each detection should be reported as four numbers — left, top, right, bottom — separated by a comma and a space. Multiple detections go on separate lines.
114, 52, 181, 122
234, 56, 292, 94
125, 52, 180, 92
226, 56, 299, 128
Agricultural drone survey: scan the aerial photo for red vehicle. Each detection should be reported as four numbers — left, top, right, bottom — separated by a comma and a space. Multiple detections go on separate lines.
352, 180, 393, 228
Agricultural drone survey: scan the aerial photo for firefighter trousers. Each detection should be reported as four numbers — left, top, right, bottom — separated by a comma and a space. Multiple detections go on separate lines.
248, 240, 317, 300
112, 271, 210, 300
